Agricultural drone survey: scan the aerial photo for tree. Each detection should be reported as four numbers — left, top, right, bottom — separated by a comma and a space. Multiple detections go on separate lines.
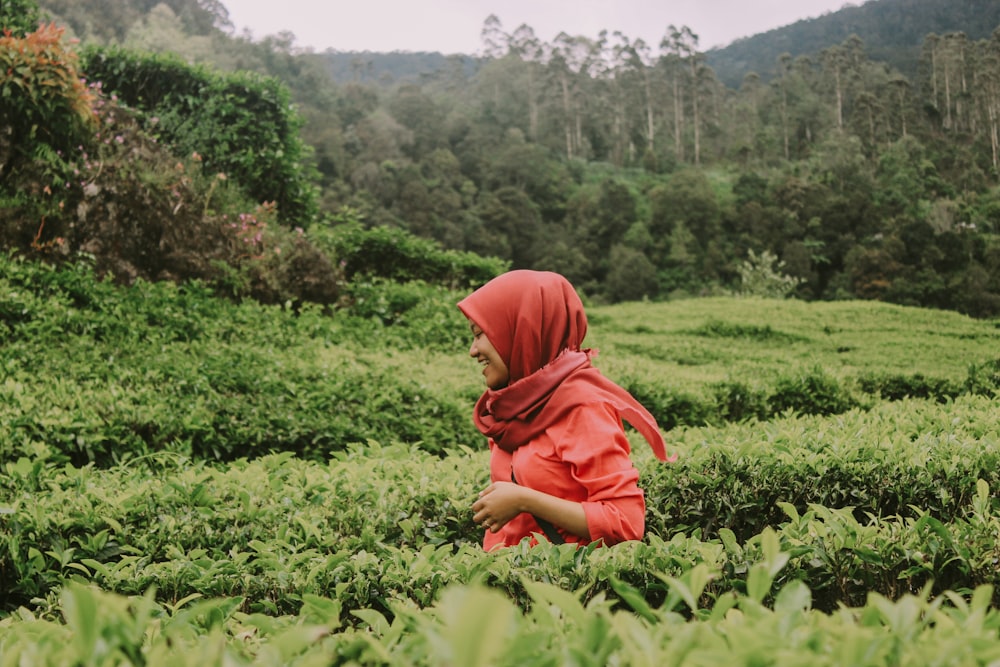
0, 0, 40, 35
479, 14, 508, 59
648, 168, 720, 252
124, 4, 214, 62
388, 84, 447, 160
660, 25, 703, 165
736, 249, 804, 298
473, 186, 542, 269
972, 29, 1000, 172
606, 245, 659, 302
508, 23, 546, 141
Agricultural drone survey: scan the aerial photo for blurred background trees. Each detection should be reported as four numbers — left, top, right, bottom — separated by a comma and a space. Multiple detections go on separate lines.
4, 0, 1000, 315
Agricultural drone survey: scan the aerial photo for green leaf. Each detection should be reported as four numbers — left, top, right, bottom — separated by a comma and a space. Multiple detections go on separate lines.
746, 562, 773, 603
300, 594, 343, 626
351, 609, 390, 635
773, 579, 812, 613
61, 583, 100, 657
436, 585, 516, 667
522, 578, 586, 624
609, 576, 658, 623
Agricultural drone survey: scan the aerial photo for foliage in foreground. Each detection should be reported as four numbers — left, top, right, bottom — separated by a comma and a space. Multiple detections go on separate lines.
4, 577, 1000, 666
0, 258, 997, 664
2, 395, 1000, 616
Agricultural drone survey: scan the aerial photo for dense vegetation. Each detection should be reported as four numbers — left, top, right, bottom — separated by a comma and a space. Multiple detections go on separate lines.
8, 0, 997, 318
705, 0, 1000, 87
4, 3, 1000, 662
1, 249, 999, 663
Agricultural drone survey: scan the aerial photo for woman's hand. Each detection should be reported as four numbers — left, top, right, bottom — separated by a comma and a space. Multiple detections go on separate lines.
472, 482, 524, 532
473, 481, 591, 540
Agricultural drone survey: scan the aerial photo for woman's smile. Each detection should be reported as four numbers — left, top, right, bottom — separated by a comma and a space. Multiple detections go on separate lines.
469, 322, 509, 389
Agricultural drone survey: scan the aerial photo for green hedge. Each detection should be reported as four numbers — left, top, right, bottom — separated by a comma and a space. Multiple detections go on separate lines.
79, 46, 318, 225
309, 221, 508, 288
3, 395, 1000, 614
2, 254, 997, 467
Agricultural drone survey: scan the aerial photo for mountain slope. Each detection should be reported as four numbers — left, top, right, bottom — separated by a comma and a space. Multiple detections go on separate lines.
706, 0, 1000, 87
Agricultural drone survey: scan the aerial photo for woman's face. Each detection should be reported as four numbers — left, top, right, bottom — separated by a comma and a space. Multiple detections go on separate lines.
468, 321, 509, 389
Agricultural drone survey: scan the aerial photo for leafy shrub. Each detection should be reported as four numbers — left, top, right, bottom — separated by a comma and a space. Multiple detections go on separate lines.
735, 248, 804, 298
78, 45, 319, 225
686, 318, 808, 344
0, 23, 97, 179
767, 366, 860, 416
965, 357, 1000, 396
1, 71, 341, 306
0, 253, 472, 465
857, 372, 963, 401
210, 204, 343, 306
712, 380, 770, 422
0, 0, 40, 36
620, 379, 716, 430
4, 396, 1000, 618
310, 220, 508, 288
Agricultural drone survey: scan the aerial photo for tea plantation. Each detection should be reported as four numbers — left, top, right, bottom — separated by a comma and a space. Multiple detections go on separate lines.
2, 252, 1000, 665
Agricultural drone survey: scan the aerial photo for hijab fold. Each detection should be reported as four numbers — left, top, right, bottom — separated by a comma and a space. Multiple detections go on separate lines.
458, 270, 675, 462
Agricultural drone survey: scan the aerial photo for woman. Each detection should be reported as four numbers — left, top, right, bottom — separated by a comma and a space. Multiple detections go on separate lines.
458, 270, 675, 550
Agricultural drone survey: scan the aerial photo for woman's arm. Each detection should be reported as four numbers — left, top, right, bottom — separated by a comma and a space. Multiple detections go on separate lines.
472, 481, 591, 540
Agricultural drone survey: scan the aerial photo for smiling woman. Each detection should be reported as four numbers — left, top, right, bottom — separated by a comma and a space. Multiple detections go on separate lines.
468, 322, 510, 390
457, 270, 676, 551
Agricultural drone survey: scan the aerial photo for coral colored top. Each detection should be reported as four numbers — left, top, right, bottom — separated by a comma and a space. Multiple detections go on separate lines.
482, 400, 645, 551
458, 270, 672, 551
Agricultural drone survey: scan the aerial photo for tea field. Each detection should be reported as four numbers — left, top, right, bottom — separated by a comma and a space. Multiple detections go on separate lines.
2, 253, 1000, 665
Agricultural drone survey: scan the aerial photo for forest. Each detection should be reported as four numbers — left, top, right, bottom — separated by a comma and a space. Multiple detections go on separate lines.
8, 0, 1000, 316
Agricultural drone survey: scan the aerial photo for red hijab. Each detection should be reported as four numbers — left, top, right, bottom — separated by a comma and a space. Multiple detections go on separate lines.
457, 270, 674, 461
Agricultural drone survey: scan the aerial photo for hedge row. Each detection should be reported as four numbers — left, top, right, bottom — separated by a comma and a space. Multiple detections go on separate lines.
3, 394, 1000, 613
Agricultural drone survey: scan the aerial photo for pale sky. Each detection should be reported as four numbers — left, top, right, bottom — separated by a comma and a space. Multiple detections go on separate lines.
222, 0, 861, 55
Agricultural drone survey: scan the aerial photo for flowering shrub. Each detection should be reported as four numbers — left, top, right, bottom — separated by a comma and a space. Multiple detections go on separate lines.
0, 23, 97, 175
0, 22, 339, 307
215, 202, 343, 305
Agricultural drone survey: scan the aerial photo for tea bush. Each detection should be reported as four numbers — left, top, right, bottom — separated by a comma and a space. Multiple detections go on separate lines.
309, 221, 508, 288
3, 253, 997, 469
857, 371, 964, 401
4, 396, 1000, 619
5, 577, 1000, 666
0, 253, 476, 466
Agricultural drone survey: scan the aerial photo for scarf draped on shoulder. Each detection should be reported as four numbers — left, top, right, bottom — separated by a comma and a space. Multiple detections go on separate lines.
458, 270, 675, 462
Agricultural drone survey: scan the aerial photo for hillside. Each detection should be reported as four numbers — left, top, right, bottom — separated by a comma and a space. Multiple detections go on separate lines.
321, 50, 480, 85
2, 251, 996, 467
7, 0, 1000, 319
315, 0, 1000, 89
706, 0, 1000, 87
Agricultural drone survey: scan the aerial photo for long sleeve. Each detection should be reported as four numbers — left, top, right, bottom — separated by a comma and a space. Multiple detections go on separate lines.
553, 401, 645, 544
483, 401, 645, 549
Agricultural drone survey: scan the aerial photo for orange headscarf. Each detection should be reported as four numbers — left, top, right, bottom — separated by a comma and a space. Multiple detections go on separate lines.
457, 270, 675, 461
